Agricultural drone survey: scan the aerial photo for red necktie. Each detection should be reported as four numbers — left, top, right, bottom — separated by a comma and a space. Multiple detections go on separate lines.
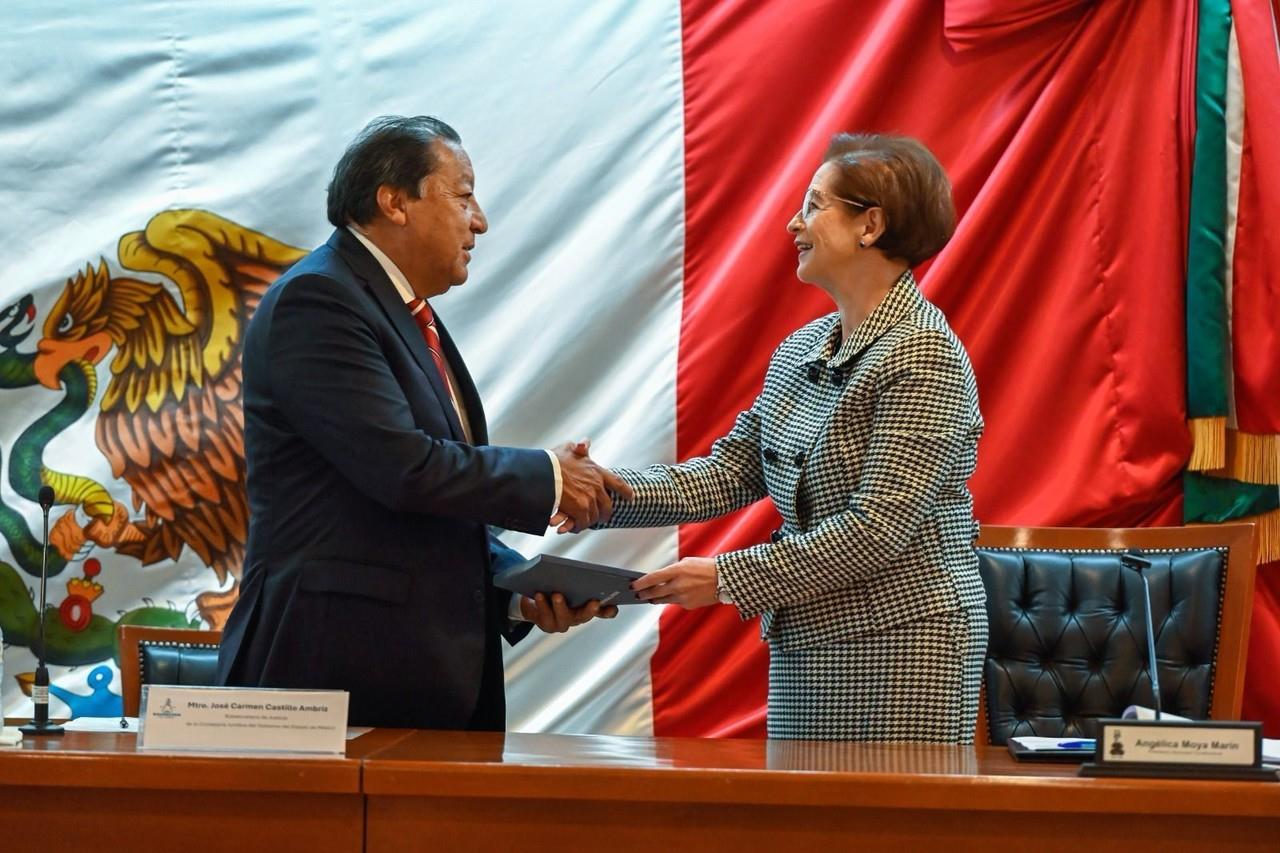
407, 298, 460, 408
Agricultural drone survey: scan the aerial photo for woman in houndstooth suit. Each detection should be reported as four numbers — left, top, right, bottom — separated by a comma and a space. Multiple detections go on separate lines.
596, 134, 986, 741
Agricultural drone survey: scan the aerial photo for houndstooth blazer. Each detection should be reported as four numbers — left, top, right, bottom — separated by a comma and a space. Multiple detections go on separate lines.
609, 271, 986, 650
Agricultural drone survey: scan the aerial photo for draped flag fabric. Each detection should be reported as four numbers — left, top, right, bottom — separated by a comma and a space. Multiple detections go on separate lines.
0, 0, 1276, 738
1182, 0, 1280, 732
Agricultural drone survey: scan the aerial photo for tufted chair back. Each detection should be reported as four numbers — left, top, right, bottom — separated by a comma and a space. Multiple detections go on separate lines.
118, 626, 222, 717
974, 525, 1256, 746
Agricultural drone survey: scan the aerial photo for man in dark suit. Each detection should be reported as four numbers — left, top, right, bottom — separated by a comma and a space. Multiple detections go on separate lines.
216, 115, 630, 730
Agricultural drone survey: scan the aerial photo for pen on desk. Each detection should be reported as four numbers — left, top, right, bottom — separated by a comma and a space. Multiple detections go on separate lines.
1058, 740, 1096, 749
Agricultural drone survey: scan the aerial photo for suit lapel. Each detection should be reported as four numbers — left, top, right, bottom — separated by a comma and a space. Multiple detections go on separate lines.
327, 229, 468, 442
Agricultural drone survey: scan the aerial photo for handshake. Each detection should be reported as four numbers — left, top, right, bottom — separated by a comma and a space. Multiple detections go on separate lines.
549, 439, 634, 534
516, 438, 634, 634
522, 439, 718, 634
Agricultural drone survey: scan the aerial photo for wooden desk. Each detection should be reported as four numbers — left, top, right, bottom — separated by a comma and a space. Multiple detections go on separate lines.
0, 725, 411, 853
362, 731, 1280, 853
5, 727, 1277, 851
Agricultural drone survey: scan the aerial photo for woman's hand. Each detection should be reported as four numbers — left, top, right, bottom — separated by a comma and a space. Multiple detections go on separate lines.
631, 556, 719, 609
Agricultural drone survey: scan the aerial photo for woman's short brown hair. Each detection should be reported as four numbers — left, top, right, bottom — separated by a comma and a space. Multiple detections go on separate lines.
822, 133, 955, 266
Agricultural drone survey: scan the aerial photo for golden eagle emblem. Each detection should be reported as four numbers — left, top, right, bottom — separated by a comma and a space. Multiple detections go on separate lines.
33, 210, 305, 627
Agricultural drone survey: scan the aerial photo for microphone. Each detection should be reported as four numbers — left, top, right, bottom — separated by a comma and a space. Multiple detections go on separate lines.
1119, 549, 1161, 720
21, 484, 64, 736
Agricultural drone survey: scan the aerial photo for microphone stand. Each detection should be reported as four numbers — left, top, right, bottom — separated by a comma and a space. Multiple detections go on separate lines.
1080, 548, 1273, 780
1120, 550, 1161, 720
21, 486, 64, 736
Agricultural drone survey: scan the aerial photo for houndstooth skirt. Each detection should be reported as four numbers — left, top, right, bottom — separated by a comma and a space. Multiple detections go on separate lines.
767, 607, 987, 742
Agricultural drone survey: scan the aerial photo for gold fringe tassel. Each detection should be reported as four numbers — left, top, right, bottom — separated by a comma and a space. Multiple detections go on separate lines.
1188, 416, 1226, 471
1204, 508, 1280, 565
1188, 417, 1280, 562
1189, 419, 1280, 484
1216, 430, 1280, 485
1240, 506, 1280, 566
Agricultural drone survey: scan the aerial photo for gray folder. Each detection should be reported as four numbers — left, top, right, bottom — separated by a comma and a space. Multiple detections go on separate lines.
493, 554, 645, 608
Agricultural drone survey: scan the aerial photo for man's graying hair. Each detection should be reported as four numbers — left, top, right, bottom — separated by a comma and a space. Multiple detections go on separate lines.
326, 115, 461, 227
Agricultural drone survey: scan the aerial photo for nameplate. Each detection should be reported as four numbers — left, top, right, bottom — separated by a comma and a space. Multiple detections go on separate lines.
138, 685, 349, 755
1096, 719, 1261, 768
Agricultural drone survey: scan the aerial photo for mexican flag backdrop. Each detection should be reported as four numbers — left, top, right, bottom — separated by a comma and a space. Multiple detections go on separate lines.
0, 0, 1276, 737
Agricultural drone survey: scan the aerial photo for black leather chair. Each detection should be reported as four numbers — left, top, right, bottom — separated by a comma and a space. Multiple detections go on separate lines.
974, 524, 1256, 745
118, 626, 222, 717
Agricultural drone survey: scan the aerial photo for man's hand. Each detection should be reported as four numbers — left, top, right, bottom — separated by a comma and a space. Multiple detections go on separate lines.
520, 592, 618, 633
630, 556, 719, 609
553, 439, 634, 532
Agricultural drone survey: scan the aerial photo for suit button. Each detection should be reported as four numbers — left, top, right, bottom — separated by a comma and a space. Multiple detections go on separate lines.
770, 528, 783, 544
763, 448, 779, 463
830, 370, 845, 386
793, 452, 805, 467
473, 590, 485, 604
806, 365, 821, 383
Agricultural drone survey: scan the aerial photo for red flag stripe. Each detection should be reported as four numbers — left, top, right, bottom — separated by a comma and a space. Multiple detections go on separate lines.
657, 0, 1193, 737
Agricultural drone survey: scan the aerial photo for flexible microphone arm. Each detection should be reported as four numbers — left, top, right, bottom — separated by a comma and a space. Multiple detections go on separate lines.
1120, 549, 1161, 720
21, 485, 64, 736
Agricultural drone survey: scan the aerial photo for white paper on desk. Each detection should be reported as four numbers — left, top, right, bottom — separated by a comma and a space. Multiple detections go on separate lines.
62, 716, 138, 732
1265, 739, 1280, 763
1010, 737, 1095, 751
1122, 705, 1192, 722
346, 726, 373, 740
0, 727, 22, 746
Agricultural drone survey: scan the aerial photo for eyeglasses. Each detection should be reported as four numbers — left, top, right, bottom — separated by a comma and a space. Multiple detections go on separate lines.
798, 187, 876, 221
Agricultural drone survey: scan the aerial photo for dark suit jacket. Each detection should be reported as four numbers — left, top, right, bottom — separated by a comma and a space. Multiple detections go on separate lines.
216, 228, 553, 730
